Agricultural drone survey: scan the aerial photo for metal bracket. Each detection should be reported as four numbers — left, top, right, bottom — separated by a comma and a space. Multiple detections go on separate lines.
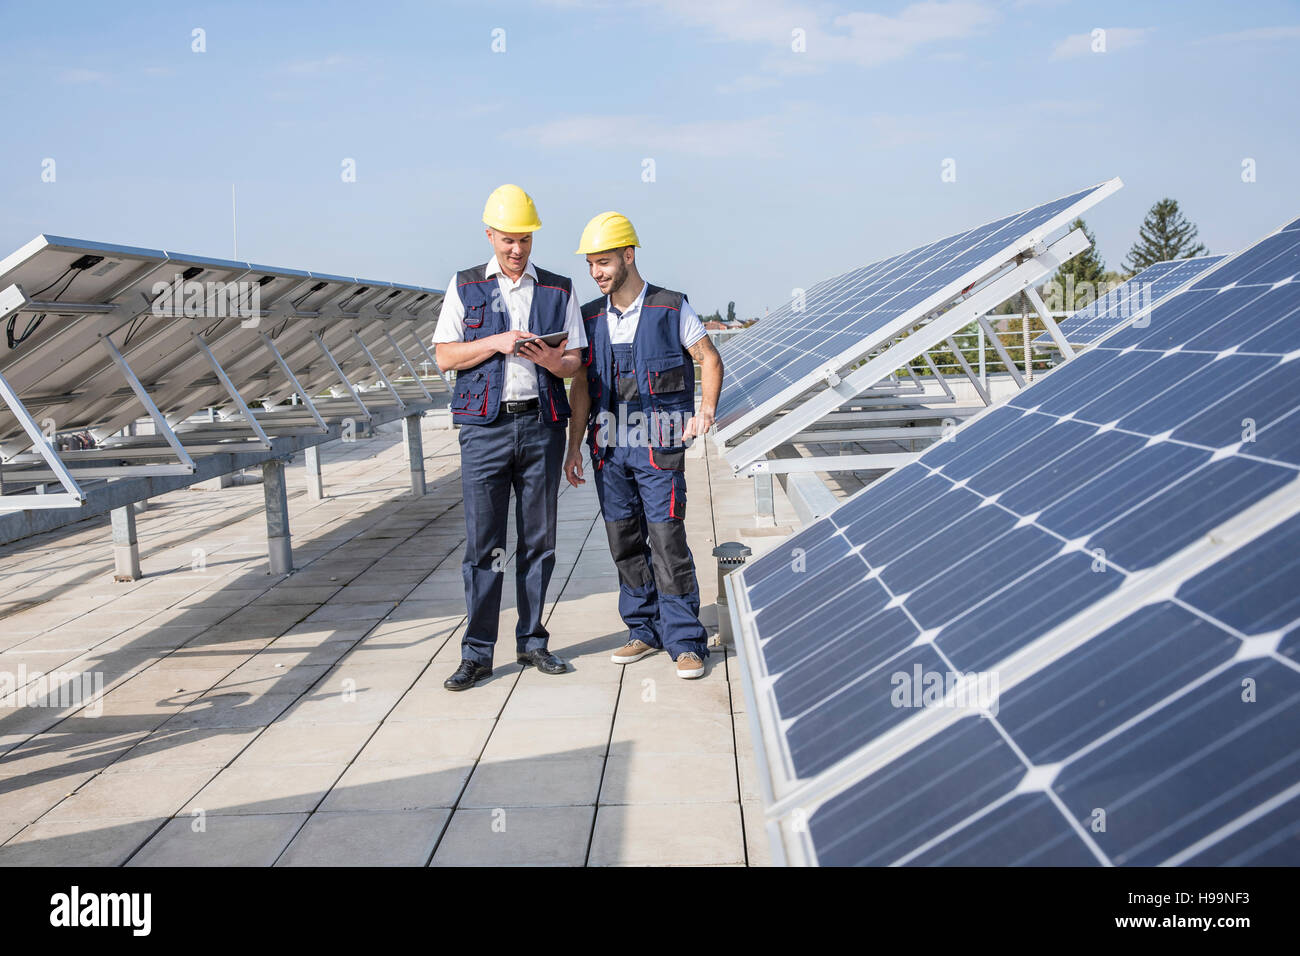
384, 329, 434, 403
407, 329, 453, 394
0, 368, 86, 505
260, 332, 328, 433
975, 314, 1027, 388
192, 331, 272, 448
311, 331, 370, 420
740, 452, 918, 477
1026, 285, 1077, 359
352, 331, 406, 411
921, 351, 959, 401
940, 335, 992, 405
99, 334, 199, 472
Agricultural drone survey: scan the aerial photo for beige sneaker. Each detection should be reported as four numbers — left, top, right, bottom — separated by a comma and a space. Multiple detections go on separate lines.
612, 639, 657, 664
675, 652, 705, 679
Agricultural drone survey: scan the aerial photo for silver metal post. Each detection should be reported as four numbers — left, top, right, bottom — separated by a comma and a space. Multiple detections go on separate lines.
1026, 285, 1076, 360
111, 505, 141, 581
403, 412, 426, 496
753, 472, 775, 526
976, 315, 1026, 388
1022, 293, 1033, 383
262, 458, 293, 575
304, 445, 324, 501
943, 336, 992, 406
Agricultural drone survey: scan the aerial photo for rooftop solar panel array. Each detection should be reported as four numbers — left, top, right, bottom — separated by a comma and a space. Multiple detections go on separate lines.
0, 236, 445, 435
714, 180, 1119, 440
0, 235, 445, 513
1047, 255, 1225, 347
729, 215, 1300, 866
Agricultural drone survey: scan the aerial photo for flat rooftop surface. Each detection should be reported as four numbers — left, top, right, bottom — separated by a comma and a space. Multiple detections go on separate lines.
0, 418, 798, 866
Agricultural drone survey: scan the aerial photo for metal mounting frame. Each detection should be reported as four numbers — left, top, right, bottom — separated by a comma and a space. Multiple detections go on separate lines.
0, 234, 446, 518
713, 178, 1121, 451
720, 228, 1092, 476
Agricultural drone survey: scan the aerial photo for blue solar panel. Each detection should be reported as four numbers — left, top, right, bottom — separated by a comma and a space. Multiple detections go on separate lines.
1049, 255, 1225, 346
715, 181, 1117, 435
732, 216, 1300, 866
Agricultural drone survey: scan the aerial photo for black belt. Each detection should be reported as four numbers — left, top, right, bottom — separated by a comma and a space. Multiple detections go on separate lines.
502, 398, 539, 414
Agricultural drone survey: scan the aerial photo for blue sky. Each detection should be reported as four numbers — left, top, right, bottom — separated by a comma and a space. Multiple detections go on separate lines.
3, 0, 1298, 318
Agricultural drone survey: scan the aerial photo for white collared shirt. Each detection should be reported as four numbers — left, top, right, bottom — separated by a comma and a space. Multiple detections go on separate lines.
434, 256, 587, 400
606, 281, 707, 348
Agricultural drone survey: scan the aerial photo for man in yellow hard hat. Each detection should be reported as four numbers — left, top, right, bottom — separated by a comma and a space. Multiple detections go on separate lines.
434, 184, 587, 691
564, 212, 724, 679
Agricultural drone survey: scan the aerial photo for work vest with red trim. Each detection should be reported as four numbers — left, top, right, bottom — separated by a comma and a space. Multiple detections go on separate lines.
449, 262, 573, 428
580, 284, 696, 466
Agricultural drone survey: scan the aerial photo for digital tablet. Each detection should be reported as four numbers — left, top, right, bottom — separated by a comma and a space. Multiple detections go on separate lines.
512, 330, 570, 354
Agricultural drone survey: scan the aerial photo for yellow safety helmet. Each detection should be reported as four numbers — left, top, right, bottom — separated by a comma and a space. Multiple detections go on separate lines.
575, 211, 640, 255
482, 184, 542, 233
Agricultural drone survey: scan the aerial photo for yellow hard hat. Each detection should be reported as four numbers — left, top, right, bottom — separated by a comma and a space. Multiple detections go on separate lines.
482, 184, 542, 233
575, 211, 640, 255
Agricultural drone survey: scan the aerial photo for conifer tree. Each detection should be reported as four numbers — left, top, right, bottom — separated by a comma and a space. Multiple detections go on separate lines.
1125, 198, 1208, 273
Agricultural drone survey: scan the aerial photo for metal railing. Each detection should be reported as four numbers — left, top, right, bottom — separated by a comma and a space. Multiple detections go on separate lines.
901, 313, 1067, 385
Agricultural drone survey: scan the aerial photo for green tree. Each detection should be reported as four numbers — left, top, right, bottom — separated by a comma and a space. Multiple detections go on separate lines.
1042, 217, 1107, 315
1055, 217, 1106, 286
1124, 198, 1208, 273
726, 301, 736, 323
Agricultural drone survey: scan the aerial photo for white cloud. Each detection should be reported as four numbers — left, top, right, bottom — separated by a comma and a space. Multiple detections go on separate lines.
1051, 26, 1151, 59
550, 0, 997, 69
825, 2, 998, 67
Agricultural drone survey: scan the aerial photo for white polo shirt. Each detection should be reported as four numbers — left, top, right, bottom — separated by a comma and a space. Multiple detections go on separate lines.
433, 257, 587, 401
606, 280, 708, 348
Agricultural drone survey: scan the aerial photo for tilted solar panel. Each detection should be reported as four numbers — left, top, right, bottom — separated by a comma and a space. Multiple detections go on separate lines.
1048, 255, 1225, 347
729, 215, 1300, 866
0, 235, 445, 512
714, 180, 1120, 443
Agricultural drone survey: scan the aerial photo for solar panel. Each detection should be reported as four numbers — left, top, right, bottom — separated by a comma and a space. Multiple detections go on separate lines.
1045, 255, 1225, 347
713, 179, 1121, 474
0, 235, 445, 513
728, 215, 1300, 866
714, 180, 1117, 433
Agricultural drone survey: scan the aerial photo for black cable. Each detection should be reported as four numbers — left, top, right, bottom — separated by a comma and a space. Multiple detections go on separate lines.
29, 266, 77, 299
121, 311, 149, 347
7, 265, 81, 349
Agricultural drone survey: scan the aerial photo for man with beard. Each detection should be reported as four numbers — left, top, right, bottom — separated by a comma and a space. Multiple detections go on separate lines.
563, 212, 723, 679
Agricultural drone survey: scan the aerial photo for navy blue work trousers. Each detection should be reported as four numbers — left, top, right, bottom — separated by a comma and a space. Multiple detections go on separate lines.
592, 442, 708, 660
458, 408, 565, 665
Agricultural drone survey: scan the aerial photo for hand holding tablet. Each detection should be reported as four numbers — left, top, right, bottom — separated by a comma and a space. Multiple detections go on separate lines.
512, 331, 569, 355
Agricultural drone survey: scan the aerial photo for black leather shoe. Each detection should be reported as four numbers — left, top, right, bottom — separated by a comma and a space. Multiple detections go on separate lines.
516, 648, 568, 675
443, 660, 493, 691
